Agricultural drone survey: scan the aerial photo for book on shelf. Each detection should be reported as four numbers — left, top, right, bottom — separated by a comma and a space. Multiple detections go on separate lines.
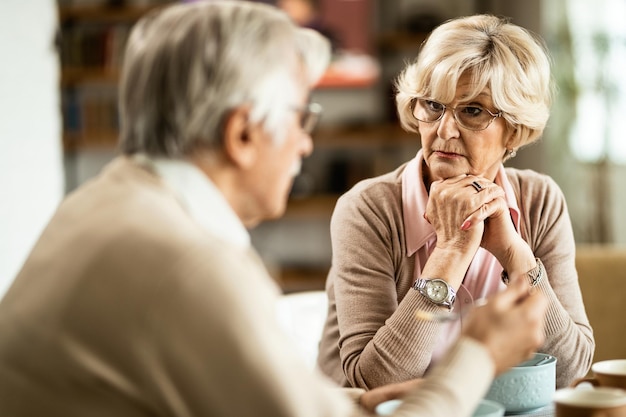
62, 83, 119, 147
60, 23, 130, 71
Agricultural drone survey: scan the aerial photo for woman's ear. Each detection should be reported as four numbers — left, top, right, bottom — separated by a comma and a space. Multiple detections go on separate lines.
502, 128, 521, 161
222, 105, 259, 169
504, 125, 520, 150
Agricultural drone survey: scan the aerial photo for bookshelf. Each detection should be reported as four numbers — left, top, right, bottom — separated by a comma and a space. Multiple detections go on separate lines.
58, 2, 171, 152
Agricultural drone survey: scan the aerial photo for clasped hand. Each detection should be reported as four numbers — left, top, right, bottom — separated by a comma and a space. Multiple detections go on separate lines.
424, 174, 522, 264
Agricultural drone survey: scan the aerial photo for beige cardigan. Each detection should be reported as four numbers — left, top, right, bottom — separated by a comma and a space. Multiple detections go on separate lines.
0, 156, 496, 417
318, 162, 595, 390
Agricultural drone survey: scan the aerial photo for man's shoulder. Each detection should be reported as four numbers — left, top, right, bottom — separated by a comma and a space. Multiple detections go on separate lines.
56, 158, 235, 271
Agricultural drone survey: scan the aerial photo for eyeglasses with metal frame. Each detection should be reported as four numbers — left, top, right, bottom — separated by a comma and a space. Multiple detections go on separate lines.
411, 98, 502, 131
291, 102, 323, 134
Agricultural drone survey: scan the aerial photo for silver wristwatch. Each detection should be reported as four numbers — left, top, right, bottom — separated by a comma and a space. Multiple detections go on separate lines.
413, 278, 456, 310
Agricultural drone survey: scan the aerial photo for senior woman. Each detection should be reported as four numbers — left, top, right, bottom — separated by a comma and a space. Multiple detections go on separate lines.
317, 14, 594, 390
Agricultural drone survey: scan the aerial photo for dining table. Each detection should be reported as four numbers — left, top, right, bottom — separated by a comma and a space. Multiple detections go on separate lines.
508, 403, 554, 417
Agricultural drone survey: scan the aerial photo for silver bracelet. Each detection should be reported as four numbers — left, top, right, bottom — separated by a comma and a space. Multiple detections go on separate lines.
501, 258, 544, 287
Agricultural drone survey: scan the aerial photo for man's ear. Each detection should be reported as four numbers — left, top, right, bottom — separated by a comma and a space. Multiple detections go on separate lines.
222, 105, 259, 169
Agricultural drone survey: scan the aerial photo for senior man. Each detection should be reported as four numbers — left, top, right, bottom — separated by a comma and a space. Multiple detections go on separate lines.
0, 2, 546, 416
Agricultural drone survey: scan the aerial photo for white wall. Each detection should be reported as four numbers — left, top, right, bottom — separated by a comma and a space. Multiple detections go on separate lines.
0, 1, 63, 298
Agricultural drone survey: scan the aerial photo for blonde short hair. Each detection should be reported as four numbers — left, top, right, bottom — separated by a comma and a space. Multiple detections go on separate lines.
396, 14, 554, 149
119, 1, 330, 157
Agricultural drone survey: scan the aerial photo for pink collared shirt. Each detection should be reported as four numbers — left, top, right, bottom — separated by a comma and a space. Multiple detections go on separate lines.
402, 149, 521, 363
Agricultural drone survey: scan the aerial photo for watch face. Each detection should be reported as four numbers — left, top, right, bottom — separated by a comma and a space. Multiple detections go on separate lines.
425, 280, 448, 303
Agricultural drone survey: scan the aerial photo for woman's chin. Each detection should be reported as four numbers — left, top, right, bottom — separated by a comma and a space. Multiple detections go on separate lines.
428, 167, 466, 181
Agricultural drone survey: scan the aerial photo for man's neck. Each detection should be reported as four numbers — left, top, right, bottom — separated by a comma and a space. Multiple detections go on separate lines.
188, 151, 258, 228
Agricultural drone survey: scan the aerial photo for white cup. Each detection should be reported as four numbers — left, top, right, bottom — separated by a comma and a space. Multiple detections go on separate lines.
554, 387, 626, 417
574, 360, 626, 390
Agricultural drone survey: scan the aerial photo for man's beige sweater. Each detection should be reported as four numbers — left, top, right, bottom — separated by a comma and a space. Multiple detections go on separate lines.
0, 156, 498, 417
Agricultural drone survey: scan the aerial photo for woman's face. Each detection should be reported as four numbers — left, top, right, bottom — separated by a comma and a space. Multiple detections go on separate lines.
418, 74, 514, 187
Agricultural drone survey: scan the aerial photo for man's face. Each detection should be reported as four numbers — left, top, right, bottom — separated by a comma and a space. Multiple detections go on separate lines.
241, 71, 314, 227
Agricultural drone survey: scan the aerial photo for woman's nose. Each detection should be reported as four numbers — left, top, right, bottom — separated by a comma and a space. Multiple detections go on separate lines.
436, 109, 460, 139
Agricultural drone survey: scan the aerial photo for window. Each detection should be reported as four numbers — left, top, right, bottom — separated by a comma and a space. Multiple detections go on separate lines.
565, 0, 626, 163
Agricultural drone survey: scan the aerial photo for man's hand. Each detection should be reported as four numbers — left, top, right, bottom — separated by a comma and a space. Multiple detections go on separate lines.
359, 378, 424, 413
462, 276, 547, 375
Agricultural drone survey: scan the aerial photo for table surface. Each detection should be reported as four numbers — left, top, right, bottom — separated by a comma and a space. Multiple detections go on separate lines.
506, 403, 554, 417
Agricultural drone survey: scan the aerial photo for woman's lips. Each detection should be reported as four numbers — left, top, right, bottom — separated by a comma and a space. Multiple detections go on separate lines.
433, 150, 462, 159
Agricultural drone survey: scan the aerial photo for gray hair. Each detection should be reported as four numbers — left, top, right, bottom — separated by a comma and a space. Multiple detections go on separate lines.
119, 0, 330, 157
395, 14, 554, 149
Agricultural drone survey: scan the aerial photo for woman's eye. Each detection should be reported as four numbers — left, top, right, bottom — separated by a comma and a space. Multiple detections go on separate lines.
427, 101, 444, 112
460, 106, 483, 117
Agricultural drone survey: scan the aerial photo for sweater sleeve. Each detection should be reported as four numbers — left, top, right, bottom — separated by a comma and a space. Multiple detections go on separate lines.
326, 181, 449, 388
514, 171, 595, 387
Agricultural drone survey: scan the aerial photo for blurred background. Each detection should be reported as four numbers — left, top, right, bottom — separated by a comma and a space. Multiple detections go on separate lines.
2, 0, 625, 296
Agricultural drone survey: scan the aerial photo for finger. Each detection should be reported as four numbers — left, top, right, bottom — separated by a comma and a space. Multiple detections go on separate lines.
460, 206, 487, 230
462, 175, 489, 188
462, 176, 487, 192
522, 287, 548, 316
459, 197, 507, 230
470, 180, 483, 192
510, 273, 536, 302
444, 174, 471, 183
518, 290, 548, 346
508, 280, 547, 339
489, 274, 531, 309
462, 177, 504, 195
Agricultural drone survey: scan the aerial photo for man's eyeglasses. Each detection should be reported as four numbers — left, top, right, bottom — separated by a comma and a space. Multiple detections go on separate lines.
411, 98, 502, 131
291, 102, 322, 134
